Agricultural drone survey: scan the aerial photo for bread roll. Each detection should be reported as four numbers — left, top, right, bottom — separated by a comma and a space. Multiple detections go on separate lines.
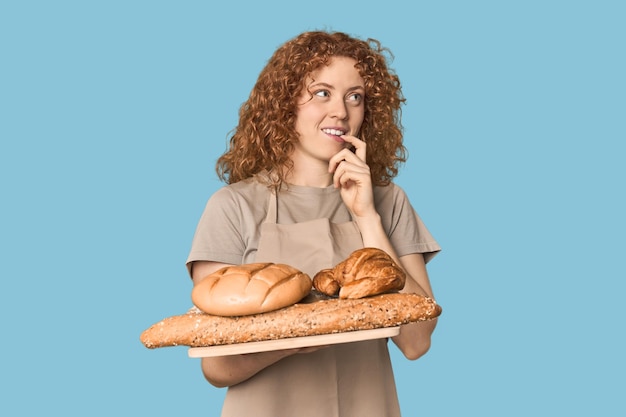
313, 248, 406, 299
141, 293, 442, 348
191, 263, 312, 316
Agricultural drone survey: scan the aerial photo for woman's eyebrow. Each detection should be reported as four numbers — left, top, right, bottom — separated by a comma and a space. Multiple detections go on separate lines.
309, 82, 365, 91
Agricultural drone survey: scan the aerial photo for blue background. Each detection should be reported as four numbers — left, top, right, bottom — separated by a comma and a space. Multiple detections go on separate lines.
1, 1, 624, 415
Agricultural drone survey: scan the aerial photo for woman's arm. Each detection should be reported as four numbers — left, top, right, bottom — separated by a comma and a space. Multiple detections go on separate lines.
330, 135, 438, 360
393, 253, 438, 360
199, 347, 311, 388
190, 260, 318, 387
353, 215, 438, 360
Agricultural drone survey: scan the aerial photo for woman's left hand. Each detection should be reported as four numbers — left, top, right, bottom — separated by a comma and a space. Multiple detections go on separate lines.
328, 135, 377, 218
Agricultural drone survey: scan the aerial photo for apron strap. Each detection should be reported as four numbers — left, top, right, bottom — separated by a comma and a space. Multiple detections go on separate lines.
263, 190, 278, 224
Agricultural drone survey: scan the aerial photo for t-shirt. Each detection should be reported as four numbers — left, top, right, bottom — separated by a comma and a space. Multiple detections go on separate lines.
187, 174, 440, 273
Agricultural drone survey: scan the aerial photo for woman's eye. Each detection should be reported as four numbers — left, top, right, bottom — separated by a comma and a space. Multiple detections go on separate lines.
347, 93, 363, 103
314, 90, 330, 98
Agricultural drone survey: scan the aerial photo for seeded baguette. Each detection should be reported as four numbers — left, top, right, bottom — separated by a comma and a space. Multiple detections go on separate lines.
140, 292, 441, 349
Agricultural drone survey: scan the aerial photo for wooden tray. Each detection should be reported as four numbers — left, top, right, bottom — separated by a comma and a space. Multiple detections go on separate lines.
188, 326, 400, 358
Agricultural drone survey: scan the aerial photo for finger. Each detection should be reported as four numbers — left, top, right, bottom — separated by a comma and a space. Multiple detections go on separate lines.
328, 149, 350, 173
333, 159, 370, 189
333, 160, 355, 188
332, 160, 346, 188
328, 147, 365, 173
340, 134, 366, 162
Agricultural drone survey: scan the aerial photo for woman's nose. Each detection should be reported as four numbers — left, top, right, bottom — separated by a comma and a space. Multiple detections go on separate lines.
329, 98, 348, 120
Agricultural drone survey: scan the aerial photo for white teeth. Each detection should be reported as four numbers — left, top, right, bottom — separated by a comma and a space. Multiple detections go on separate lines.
322, 128, 346, 136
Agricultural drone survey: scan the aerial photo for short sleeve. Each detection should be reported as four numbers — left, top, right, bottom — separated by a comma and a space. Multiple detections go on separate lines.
185, 187, 247, 274
376, 184, 441, 263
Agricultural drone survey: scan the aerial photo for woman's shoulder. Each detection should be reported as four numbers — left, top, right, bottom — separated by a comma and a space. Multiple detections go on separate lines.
373, 181, 409, 203
210, 174, 272, 205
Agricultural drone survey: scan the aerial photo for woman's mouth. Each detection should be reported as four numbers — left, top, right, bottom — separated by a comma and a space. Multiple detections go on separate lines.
322, 128, 347, 142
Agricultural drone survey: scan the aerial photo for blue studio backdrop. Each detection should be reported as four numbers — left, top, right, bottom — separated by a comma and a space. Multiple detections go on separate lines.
1, 1, 624, 416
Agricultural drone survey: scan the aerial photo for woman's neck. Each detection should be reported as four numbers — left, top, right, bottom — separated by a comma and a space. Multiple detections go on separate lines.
284, 158, 333, 188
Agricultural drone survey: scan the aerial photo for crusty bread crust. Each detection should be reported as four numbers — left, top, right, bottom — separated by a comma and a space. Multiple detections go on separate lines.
191, 263, 312, 316
140, 293, 441, 349
313, 248, 406, 299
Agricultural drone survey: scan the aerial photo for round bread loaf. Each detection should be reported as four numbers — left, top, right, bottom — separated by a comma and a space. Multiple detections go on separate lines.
192, 263, 312, 316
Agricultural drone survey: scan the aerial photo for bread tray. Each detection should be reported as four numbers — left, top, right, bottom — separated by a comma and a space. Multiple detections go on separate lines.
188, 326, 400, 358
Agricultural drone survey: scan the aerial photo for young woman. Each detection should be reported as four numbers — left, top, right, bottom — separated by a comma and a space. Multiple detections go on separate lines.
186, 30, 441, 417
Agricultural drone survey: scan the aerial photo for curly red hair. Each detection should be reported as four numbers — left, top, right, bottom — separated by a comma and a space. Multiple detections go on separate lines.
216, 31, 407, 186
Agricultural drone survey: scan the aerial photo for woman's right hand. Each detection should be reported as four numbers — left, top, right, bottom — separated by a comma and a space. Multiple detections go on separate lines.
328, 134, 377, 220
285, 345, 330, 355
201, 344, 329, 388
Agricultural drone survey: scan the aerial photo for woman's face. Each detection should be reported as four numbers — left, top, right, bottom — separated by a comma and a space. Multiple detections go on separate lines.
293, 56, 365, 164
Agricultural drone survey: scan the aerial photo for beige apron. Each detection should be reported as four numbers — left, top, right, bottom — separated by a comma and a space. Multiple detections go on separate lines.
220, 190, 401, 417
